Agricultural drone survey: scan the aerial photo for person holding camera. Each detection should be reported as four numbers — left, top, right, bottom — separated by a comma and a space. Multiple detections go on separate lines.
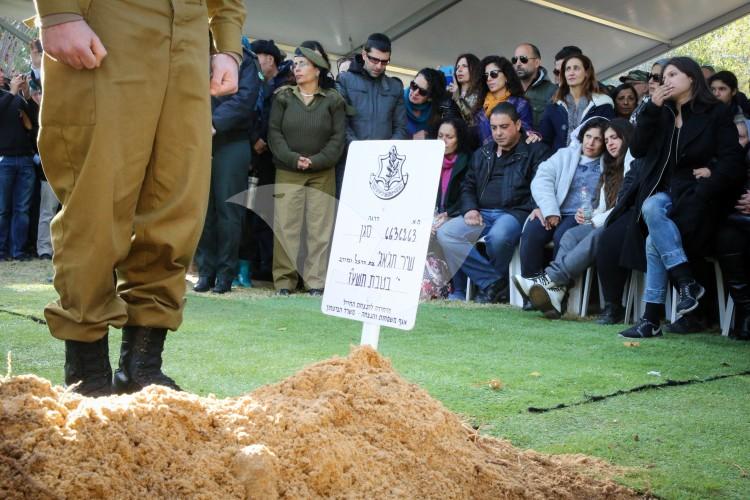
0, 71, 36, 261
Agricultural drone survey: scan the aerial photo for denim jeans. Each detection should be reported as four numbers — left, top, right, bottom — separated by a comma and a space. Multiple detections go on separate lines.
0, 155, 36, 258
641, 192, 688, 304
519, 214, 579, 277
436, 209, 523, 290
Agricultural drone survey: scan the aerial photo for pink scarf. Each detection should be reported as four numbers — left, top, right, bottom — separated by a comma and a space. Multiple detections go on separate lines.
440, 153, 458, 208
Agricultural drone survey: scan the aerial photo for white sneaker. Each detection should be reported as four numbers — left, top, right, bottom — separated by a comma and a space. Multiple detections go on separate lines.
528, 275, 567, 319
512, 274, 539, 301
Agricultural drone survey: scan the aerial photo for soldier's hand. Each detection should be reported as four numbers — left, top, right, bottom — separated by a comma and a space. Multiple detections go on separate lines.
41, 20, 107, 70
210, 53, 239, 96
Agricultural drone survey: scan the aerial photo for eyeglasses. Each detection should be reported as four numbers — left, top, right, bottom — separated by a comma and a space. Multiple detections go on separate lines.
511, 56, 538, 64
648, 73, 662, 82
409, 80, 429, 97
484, 69, 501, 80
365, 53, 390, 66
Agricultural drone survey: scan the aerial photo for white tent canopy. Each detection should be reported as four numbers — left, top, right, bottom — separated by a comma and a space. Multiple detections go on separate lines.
5, 0, 750, 78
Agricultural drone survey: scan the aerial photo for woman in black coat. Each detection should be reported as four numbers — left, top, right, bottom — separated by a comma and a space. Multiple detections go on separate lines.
609, 57, 745, 338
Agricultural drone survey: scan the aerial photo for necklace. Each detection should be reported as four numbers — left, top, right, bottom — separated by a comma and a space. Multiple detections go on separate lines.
300, 89, 317, 97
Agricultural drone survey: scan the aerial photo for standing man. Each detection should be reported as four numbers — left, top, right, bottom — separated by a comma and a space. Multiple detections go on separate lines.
552, 45, 582, 85
335, 33, 407, 196
34, 0, 245, 396
513, 43, 556, 129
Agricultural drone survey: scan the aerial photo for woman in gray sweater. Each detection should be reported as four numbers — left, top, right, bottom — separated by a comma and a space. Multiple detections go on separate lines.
268, 43, 346, 296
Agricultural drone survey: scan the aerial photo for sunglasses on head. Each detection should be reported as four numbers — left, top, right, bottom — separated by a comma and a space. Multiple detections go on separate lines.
648, 73, 662, 82
409, 80, 429, 97
484, 69, 501, 80
511, 56, 537, 64
365, 53, 390, 66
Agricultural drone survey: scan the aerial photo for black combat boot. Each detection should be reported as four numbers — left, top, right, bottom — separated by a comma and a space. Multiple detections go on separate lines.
64, 334, 113, 397
112, 326, 181, 394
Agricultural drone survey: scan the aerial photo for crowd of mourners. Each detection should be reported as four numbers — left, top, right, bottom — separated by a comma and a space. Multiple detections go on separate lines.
2, 32, 750, 340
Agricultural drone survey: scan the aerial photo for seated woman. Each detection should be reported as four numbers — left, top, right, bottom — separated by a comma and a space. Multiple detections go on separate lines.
539, 54, 614, 152
268, 44, 346, 296
422, 117, 471, 300
447, 53, 482, 149
477, 55, 535, 145
512, 117, 610, 305
611, 83, 638, 120
404, 68, 458, 140
715, 120, 750, 340
522, 119, 634, 318
615, 57, 745, 338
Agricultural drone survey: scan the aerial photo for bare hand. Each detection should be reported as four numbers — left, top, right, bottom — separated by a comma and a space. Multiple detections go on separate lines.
529, 208, 552, 230
525, 131, 542, 144
446, 81, 458, 94
211, 126, 216, 136
297, 156, 312, 170
254, 138, 268, 154
693, 167, 711, 179
736, 189, 750, 214
575, 207, 586, 224
651, 84, 673, 107
210, 53, 239, 96
431, 212, 448, 234
464, 209, 483, 226
413, 130, 427, 140
41, 20, 107, 70
546, 215, 560, 229
9, 74, 24, 95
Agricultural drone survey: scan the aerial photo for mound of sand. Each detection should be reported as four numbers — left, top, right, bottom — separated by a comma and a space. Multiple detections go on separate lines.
1, 347, 639, 499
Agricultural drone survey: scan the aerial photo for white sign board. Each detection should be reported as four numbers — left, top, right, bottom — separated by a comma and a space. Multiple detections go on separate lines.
322, 140, 444, 334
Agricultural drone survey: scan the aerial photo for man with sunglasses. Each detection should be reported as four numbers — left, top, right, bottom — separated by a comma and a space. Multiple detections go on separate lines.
513, 43, 556, 129
335, 33, 407, 196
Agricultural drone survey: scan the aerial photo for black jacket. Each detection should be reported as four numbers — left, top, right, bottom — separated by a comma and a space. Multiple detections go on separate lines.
460, 137, 551, 225
211, 47, 262, 142
0, 91, 34, 156
607, 99, 745, 270
436, 153, 469, 217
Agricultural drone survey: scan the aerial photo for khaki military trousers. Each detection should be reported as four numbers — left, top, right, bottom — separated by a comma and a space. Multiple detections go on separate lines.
38, 0, 211, 342
272, 168, 335, 290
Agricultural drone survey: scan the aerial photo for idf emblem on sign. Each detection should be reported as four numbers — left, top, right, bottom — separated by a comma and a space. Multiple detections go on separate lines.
370, 145, 408, 200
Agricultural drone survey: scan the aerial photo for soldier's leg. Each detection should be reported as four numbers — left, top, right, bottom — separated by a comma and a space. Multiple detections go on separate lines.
301, 168, 336, 289
272, 169, 306, 291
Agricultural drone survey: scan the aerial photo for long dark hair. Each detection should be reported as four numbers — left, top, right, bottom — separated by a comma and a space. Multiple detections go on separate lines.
300, 40, 335, 89
598, 118, 633, 209
478, 55, 525, 104
436, 116, 470, 155
414, 67, 448, 135
662, 56, 718, 110
454, 53, 482, 97
553, 54, 600, 102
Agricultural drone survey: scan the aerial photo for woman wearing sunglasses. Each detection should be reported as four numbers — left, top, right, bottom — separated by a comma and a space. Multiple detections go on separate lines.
476, 55, 535, 146
630, 59, 668, 124
539, 54, 614, 152
609, 57, 745, 338
404, 68, 458, 140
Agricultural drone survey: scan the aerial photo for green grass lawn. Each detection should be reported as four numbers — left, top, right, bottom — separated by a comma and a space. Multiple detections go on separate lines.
2, 260, 749, 498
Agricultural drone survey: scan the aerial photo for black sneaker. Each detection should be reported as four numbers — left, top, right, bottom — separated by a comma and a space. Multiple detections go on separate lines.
308, 288, 323, 296
596, 303, 625, 325
618, 318, 663, 338
675, 280, 705, 316
276, 288, 291, 296
664, 315, 705, 334
474, 277, 507, 304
